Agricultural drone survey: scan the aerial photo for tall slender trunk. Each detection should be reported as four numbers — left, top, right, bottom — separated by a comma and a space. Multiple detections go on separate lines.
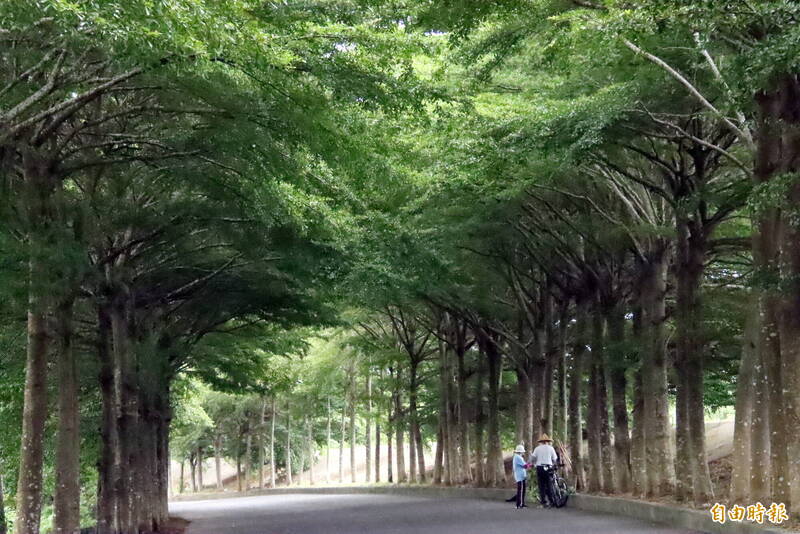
587, 305, 604, 493
749, 345, 771, 501
568, 300, 588, 491
481, 329, 505, 487
215, 435, 223, 491
433, 422, 444, 484
15, 281, 51, 534
387, 411, 394, 483
675, 219, 713, 504
0, 469, 6, 534
409, 363, 425, 482
606, 306, 631, 494
350, 371, 357, 484
54, 300, 80, 534
244, 432, 252, 491
455, 350, 471, 483
640, 252, 675, 496
298, 419, 306, 486
394, 367, 406, 483
197, 447, 204, 491
190, 455, 198, 493
259, 398, 267, 489
731, 298, 757, 501
474, 356, 486, 486
286, 404, 292, 486
554, 306, 568, 442
270, 398, 276, 488
326, 397, 332, 484
307, 416, 315, 485
96, 302, 118, 534
179, 461, 185, 494
515, 369, 531, 447
366, 370, 372, 483
235, 453, 241, 493
376, 370, 382, 483
339, 404, 345, 483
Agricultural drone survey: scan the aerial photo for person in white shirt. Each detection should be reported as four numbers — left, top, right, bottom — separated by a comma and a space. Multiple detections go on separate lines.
530, 433, 558, 507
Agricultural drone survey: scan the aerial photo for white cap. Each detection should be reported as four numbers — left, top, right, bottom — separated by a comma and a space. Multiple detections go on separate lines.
514, 444, 525, 453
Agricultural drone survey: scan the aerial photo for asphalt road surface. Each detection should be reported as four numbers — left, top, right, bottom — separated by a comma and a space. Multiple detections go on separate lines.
170, 493, 702, 534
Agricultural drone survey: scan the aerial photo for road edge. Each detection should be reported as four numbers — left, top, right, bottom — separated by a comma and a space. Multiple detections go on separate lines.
170, 486, 794, 534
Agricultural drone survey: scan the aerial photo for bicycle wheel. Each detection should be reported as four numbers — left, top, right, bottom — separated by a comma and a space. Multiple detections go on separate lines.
553, 477, 569, 508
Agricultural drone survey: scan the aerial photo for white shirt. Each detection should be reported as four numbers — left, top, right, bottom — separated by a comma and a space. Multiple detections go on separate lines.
530, 444, 558, 467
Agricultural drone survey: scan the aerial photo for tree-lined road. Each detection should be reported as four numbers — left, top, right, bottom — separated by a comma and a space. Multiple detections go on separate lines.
170, 493, 700, 534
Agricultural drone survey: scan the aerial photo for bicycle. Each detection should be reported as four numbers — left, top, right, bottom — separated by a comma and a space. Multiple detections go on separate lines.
541, 464, 569, 508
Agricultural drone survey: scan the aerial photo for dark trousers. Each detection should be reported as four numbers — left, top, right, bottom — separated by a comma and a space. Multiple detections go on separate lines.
515, 480, 526, 507
536, 466, 552, 505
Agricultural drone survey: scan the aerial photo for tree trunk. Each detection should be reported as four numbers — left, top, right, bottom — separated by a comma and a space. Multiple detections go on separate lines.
54, 300, 80, 534
259, 398, 267, 489
298, 419, 306, 486
244, 432, 252, 491
387, 414, 394, 483
270, 398, 277, 488
191, 455, 198, 493
455, 349, 471, 483
607, 306, 631, 494
587, 305, 604, 493
236, 453, 242, 493
286, 404, 292, 486
640, 252, 675, 496
366, 370, 372, 483
474, 356, 486, 486
438, 341, 452, 486
350, 372, 357, 484
339, 404, 345, 483
481, 329, 505, 487
326, 397, 332, 484
409, 363, 425, 482
515, 369, 531, 447
96, 303, 118, 534
179, 461, 185, 494
753, 80, 793, 507
568, 300, 588, 491
554, 305, 569, 442
375, 420, 382, 483
14, 285, 51, 534
750, 344, 771, 502
198, 446, 205, 491
395, 367, 406, 483
630, 365, 647, 497
215, 435, 224, 491
307, 416, 315, 485
675, 216, 714, 504
731, 298, 757, 501
433, 422, 444, 484
1, 468, 7, 534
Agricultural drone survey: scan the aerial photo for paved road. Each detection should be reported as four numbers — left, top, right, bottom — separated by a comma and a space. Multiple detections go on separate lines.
170, 493, 701, 534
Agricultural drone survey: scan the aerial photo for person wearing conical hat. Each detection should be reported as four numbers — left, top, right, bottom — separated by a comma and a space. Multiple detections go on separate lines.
530, 434, 558, 507
511, 444, 530, 509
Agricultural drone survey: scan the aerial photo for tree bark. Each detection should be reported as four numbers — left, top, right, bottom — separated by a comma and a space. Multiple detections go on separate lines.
215, 435, 224, 491
481, 329, 505, 487
474, 355, 486, 486
394, 367, 406, 483
339, 404, 345, 483
568, 300, 588, 491
14, 281, 51, 534
54, 300, 80, 534
587, 305, 604, 493
286, 404, 292, 486
350, 371, 357, 484
607, 306, 631, 494
244, 432, 252, 491
270, 398, 277, 488
1, 467, 7, 534
96, 302, 118, 534
326, 397, 332, 484
259, 398, 267, 489
731, 298, 757, 501
366, 370, 372, 483
640, 252, 675, 496
454, 349, 471, 483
